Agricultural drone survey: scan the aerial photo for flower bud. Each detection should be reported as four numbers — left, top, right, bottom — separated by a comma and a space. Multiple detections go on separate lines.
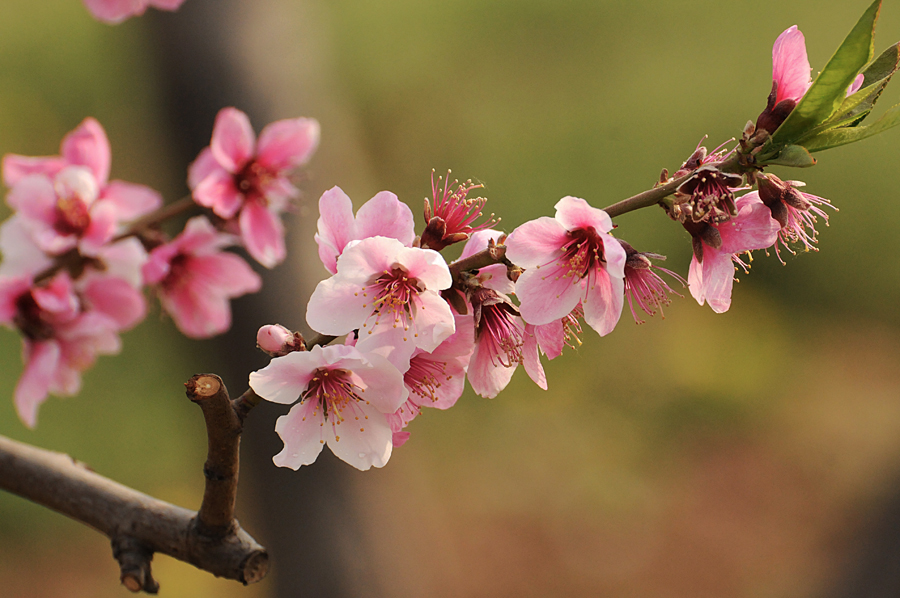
257, 324, 305, 356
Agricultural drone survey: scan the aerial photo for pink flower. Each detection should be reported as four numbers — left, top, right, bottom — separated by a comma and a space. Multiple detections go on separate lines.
3, 118, 162, 257
249, 344, 408, 471
188, 108, 320, 268
306, 236, 455, 368
621, 242, 685, 324
758, 26, 865, 134
314, 186, 415, 274
0, 273, 122, 427
81, 0, 186, 24
466, 287, 524, 398
756, 174, 835, 261
142, 216, 262, 338
506, 196, 627, 337
390, 314, 475, 438
420, 171, 497, 251
688, 194, 781, 313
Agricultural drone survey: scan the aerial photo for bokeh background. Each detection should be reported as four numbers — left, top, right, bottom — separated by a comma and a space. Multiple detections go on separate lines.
1, 0, 900, 596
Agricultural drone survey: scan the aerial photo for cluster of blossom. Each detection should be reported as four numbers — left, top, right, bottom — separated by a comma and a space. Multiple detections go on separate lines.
0, 108, 319, 426
247, 24, 858, 471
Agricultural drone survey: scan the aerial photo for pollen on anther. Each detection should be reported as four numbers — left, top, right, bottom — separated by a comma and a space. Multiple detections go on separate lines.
360, 427, 365, 432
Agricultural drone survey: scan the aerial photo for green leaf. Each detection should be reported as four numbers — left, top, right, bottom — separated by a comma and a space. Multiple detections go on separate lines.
817, 41, 900, 129
771, 0, 881, 145
761, 144, 817, 167
801, 102, 900, 151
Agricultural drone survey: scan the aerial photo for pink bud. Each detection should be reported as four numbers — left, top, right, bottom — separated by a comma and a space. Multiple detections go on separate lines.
257, 324, 296, 356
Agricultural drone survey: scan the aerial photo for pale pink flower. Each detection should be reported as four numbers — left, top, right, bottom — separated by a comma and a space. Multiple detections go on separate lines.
142, 216, 262, 338
314, 186, 415, 274
188, 108, 320, 268
688, 194, 781, 313
506, 196, 627, 337
81, 0, 186, 24
306, 236, 455, 368
249, 344, 408, 471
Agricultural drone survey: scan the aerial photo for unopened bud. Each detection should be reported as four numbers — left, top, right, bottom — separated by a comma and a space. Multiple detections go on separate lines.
257, 324, 305, 356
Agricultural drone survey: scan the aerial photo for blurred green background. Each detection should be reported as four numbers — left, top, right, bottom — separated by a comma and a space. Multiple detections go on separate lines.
1, 0, 900, 596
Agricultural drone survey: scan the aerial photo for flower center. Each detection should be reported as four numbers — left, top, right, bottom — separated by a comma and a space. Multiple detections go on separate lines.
404, 355, 449, 403
234, 160, 275, 205
560, 227, 605, 279
478, 302, 523, 368
14, 291, 58, 340
54, 195, 91, 236
302, 368, 370, 438
365, 267, 422, 328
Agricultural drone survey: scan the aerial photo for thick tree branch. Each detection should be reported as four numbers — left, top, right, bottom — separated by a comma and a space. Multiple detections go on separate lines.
0, 374, 268, 594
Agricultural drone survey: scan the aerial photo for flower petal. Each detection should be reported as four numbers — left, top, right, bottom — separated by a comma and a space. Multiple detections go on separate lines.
210, 108, 255, 173
239, 202, 286, 268
272, 401, 327, 469
772, 25, 812, 104
354, 191, 416, 247
256, 117, 320, 171
61, 118, 111, 186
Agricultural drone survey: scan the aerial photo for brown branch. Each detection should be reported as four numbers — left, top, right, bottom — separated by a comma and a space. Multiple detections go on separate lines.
449, 244, 508, 282
0, 374, 269, 594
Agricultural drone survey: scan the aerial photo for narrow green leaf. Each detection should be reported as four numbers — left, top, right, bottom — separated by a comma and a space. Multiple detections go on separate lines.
825, 41, 900, 126
761, 144, 817, 167
771, 0, 881, 145
802, 102, 900, 151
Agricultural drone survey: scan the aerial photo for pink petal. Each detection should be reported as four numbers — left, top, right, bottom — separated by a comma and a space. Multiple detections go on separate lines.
772, 26, 812, 104
467, 340, 517, 399
6, 175, 57, 222
250, 350, 321, 405
354, 191, 416, 246
256, 117, 320, 172
61, 118, 111, 186
82, 277, 147, 330
582, 267, 624, 337
324, 404, 393, 471
192, 170, 244, 218
315, 186, 356, 274
554, 196, 614, 233
515, 263, 584, 326
395, 246, 452, 291
272, 400, 327, 469
3, 155, 67, 188
81, 0, 146, 23
100, 181, 163, 221
15, 340, 61, 428
406, 290, 455, 353
239, 202, 286, 268
187, 147, 221, 190
306, 277, 380, 337
351, 351, 409, 414
210, 108, 256, 174
847, 73, 865, 96
534, 319, 565, 360
505, 217, 569, 269
80, 202, 118, 256
148, 0, 185, 9
522, 325, 548, 390
689, 249, 735, 313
